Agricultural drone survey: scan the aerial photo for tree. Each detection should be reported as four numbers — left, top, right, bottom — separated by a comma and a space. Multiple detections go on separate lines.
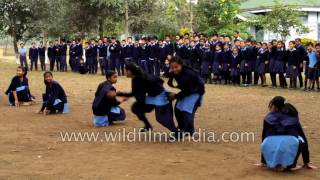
0, 0, 49, 54
194, 0, 241, 35
247, 0, 309, 40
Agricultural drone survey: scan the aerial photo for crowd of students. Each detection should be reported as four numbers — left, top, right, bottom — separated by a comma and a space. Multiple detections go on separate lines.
9, 31, 319, 172
17, 31, 320, 91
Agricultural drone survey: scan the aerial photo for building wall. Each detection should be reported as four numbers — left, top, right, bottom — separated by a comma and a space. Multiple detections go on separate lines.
258, 12, 320, 42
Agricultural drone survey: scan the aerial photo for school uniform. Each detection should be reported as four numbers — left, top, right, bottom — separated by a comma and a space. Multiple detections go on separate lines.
230, 53, 241, 84
117, 74, 177, 132
41, 81, 68, 114
286, 49, 300, 79
124, 43, 135, 64
181, 45, 192, 67
138, 44, 149, 73
120, 45, 126, 76
53, 45, 61, 71
222, 49, 232, 83
18, 47, 28, 70
190, 45, 201, 72
133, 44, 140, 65
48, 46, 55, 71
239, 47, 251, 85
200, 47, 213, 83
307, 51, 319, 80
109, 43, 121, 74
97, 44, 108, 75
212, 50, 223, 76
165, 41, 174, 56
158, 45, 168, 73
147, 43, 160, 76
269, 48, 286, 87
257, 49, 269, 75
5, 76, 33, 106
261, 112, 310, 169
92, 44, 98, 74
74, 43, 83, 72
92, 81, 126, 126
69, 44, 76, 71
78, 61, 88, 74
296, 45, 307, 87
168, 67, 205, 135
175, 44, 184, 58
59, 43, 67, 72
85, 45, 94, 74
37, 46, 46, 71
29, 47, 39, 71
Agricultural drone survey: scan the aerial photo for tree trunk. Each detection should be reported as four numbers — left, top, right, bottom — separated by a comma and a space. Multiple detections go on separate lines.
124, 0, 129, 38
99, 18, 104, 38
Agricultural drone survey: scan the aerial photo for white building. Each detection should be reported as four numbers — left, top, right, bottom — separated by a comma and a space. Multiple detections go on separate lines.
239, 0, 320, 41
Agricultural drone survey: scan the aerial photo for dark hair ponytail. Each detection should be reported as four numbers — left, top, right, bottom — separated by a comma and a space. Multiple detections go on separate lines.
125, 63, 144, 77
281, 103, 299, 117
269, 96, 285, 111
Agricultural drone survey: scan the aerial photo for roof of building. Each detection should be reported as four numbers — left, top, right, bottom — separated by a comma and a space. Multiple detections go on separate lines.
240, 0, 320, 12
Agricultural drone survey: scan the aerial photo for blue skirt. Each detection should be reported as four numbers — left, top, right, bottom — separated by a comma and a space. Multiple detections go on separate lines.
257, 62, 266, 74
286, 65, 299, 78
261, 135, 300, 168
269, 59, 285, 73
201, 61, 211, 75
221, 63, 230, 72
230, 68, 240, 77
240, 60, 250, 73
212, 61, 221, 74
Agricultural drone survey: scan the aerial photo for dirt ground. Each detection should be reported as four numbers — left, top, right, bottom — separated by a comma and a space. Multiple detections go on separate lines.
0, 59, 319, 180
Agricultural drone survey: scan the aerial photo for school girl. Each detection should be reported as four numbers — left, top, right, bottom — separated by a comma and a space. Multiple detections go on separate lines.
92, 71, 126, 126
117, 63, 177, 133
212, 44, 223, 84
167, 56, 205, 136
5, 66, 35, 106
29, 42, 39, 71
221, 43, 232, 84
200, 43, 213, 84
38, 41, 46, 71
306, 43, 320, 90
230, 47, 241, 85
38, 71, 68, 115
18, 43, 28, 70
269, 41, 287, 88
256, 43, 269, 87
286, 41, 300, 89
258, 96, 317, 170
239, 41, 251, 86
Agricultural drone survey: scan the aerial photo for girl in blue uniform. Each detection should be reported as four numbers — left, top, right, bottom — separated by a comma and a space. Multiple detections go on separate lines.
5, 66, 35, 106
269, 41, 287, 88
38, 71, 68, 115
230, 47, 241, 85
256, 43, 269, 87
117, 63, 177, 133
212, 44, 223, 84
240, 41, 250, 86
92, 71, 126, 126
286, 41, 300, 89
167, 56, 205, 136
222, 43, 232, 84
200, 43, 213, 84
257, 96, 317, 170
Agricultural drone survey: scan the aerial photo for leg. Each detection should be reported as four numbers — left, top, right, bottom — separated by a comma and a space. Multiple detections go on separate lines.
131, 102, 153, 130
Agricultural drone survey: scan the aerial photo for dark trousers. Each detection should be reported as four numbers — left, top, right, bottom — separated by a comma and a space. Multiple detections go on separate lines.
131, 102, 153, 129
19, 56, 28, 71
110, 56, 120, 74
139, 60, 148, 73
120, 58, 125, 76
39, 56, 46, 71
270, 73, 286, 87
55, 56, 61, 71
148, 59, 155, 75
174, 101, 199, 135
241, 72, 251, 84
30, 57, 38, 71
69, 56, 74, 71
86, 57, 95, 74
99, 57, 105, 75
254, 71, 259, 85
74, 56, 80, 72
60, 55, 67, 72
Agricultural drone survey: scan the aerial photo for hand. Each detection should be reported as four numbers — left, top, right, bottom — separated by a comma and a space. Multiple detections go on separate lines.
304, 163, 317, 169
237, 65, 240, 68
106, 90, 117, 98
15, 100, 20, 107
265, 61, 269, 64
245, 63, 248, 67
293, 66, 296, 70
219, 65, 222, 69
300, 63, 303, 68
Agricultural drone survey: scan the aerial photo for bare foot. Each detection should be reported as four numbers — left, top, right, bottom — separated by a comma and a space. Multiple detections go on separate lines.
254, 163, 266, 168
289, 165, 302, 171
304, 163, 318, 170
